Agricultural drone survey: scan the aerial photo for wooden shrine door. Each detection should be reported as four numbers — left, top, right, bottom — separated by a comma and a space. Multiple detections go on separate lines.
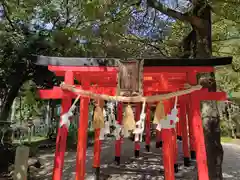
118, 60, 144, 96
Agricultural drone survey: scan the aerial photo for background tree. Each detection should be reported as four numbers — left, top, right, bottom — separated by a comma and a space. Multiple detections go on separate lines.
118, 0, 239, 179
0, 0, 171, 122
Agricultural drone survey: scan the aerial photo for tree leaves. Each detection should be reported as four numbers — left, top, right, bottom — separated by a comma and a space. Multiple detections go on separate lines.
0, 0, 152, 120
1, 0, 239, 122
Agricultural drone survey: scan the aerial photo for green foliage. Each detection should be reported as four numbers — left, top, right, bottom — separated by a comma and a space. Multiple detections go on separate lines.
221, 136, 233, 143
220, 117, 231, 137
1, 0, 240, 122
158, 0, 240, 94
14, 81, 45, 122
67, 123, 78, 145
210, 0, 240, 94
0, 0, 146, 120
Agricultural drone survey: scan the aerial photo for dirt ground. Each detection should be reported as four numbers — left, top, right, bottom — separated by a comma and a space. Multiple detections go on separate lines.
34, 140, 240, 180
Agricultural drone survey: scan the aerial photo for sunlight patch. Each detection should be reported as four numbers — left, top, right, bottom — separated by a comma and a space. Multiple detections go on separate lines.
222, 172, 234, 178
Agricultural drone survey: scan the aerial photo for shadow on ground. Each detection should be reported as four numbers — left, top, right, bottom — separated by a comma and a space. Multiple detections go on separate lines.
34, 140, 200, 180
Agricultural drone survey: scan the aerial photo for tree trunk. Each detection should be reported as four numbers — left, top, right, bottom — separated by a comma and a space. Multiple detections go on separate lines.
0, 62, 29, 122
194, 5, 224, 180
10, 99, 17, 123
227, 104, 236, 139
0, 78, 26, 122
181, 4, 224, 180
201, 97, 224, 180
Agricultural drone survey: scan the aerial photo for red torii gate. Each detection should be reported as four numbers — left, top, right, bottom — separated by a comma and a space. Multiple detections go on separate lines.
36, 56, 232, 180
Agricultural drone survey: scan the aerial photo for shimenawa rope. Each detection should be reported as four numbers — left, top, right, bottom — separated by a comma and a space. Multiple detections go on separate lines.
60, 83, 202, 103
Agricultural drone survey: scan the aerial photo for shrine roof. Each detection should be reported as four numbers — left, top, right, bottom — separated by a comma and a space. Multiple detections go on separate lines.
35, 56, 232, 67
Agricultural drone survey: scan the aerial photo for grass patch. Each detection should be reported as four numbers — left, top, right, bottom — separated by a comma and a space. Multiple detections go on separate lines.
27, 136, 48, 142
13, 136, 48, 144
88, 130, 95, 138
221, 136, 233, 143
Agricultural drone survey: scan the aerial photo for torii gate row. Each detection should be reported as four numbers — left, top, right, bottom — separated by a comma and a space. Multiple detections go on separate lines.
38, 74, 227, 180
38, 85, 227, 180
35, 56, 232, 180
38, 68, 219, 100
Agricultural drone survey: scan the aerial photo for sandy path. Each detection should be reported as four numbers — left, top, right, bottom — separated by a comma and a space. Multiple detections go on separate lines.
35, 140, 240, 180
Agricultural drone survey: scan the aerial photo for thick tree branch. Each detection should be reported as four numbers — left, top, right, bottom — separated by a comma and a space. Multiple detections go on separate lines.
147, 0, 204, 29
1, 1, 15, 30
181, 29, 197, 58
65, 0, 70, 26
52, 16, 61, 30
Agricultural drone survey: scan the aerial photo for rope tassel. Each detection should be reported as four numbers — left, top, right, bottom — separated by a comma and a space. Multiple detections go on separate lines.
156, 96, 179, 130
133, 101, 146, 142
153, 101, 165, 124
93, 105, 105, 129
60, 95, 81, 130
123, 104, 136, 132
114, 123, 123, 140
104, 120, 110, 134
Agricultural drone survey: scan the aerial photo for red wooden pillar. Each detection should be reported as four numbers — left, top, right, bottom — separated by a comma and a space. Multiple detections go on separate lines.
186, 96, 195, 159
93, 100, 104, 178
162, 100, 175, 180
52, 71, 74, 180
179, 96, 190, 167
93, 129, 101, 169
176, 122, 180, 140
171, 100, 178, 173
191, 92, 209, 180
115, 102, 123, 165
156, 103, 162, 148
75, 79, 90, 180
134, 103, 141, 158
176, 106, 182, 141
187, 72, 197, 159
145, 104, 151, 152
172, 127, 178, 173
156, 130, 162, 148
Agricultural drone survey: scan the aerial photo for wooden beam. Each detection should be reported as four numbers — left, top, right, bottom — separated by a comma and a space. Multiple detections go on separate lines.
143, 57, 232, 67
48, 65, 118, 73
144, 67, 214, 73
194, 89, 227, 101
35, 55, 232, 67
38, 87, 78, 99
38, 86, 116, 99
49, 65, 214, 75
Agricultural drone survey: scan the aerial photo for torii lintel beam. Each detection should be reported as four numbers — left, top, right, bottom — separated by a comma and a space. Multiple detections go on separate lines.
48, 65, 215, 75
